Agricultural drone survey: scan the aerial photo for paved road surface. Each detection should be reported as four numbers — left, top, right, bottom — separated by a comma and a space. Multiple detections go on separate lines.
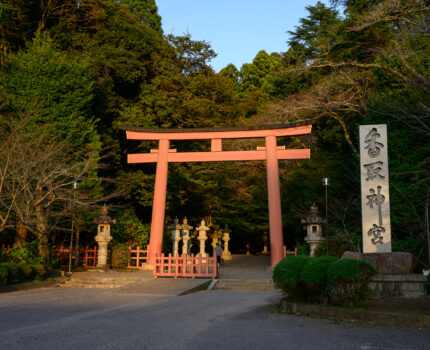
0, 286, 428, 350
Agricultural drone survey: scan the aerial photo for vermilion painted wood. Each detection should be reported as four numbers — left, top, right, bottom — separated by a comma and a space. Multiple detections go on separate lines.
126, 125, 312, 141
265, 135, 284, 266
83, 246, 97, 268
148, 139, 170, 265
127, 246, 149, 269
283, 246, 298, 258
54, 245, 97, 269
128, 149, 310, 163
153, 253, 217, 278
211, 138, 222, 151
1, 244, 10, 250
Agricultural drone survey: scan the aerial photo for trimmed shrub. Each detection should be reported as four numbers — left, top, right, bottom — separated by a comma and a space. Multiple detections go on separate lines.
32, 263, 48, 279
327, 258, 376, 306
17, 262, 35, 280
5, 262, 20, 284
111, 244, 130, 269
273, 255, 312, 300
0, 264, 9, 286
300, 256, 338, 302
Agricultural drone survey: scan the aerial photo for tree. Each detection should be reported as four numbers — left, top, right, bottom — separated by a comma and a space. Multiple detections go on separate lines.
166, 34, 217, 76
238, 50, 282, 93
0, 114, 94, 262
287, 1, 341, 58
116, 0, 162, 35
0, 32, 101, 160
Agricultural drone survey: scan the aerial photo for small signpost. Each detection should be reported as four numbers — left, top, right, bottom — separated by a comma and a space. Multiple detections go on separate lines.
359, 124, 392, 253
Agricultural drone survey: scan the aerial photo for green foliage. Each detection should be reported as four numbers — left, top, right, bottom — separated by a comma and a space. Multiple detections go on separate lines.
0, 32, 101, 159
273, 255, 313, 300
2, 263, 18, 284
327, 258, 376, 305
288, 1, 341, 58
111, 208, 150, 247
0, 242, 50, 285
0, 264, 8, 285
301, 256, 338, 287
1, 242, 40, 264
300, 256, 338, 302
111, 243, 131, 269
117, 0, 162, 35
274, 256, 376, 305
296, 244, 310, 256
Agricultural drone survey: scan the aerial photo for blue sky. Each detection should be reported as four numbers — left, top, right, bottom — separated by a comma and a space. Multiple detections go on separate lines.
157, 0, 332, 72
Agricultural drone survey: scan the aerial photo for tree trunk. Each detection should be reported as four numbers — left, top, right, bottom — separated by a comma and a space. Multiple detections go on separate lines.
15, 221, 28, 248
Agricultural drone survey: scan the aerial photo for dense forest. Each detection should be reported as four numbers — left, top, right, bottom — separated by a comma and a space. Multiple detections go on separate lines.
0, 0, 429, 270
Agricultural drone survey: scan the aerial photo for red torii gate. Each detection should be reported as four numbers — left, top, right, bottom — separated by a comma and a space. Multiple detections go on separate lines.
124, 122, 312, 267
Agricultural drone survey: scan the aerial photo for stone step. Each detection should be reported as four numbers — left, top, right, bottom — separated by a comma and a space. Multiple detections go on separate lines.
214, 279, 279, 291
60, 277, 141, 289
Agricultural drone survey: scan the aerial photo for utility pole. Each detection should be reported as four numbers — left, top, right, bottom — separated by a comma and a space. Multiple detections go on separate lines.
322, 177, 330, 255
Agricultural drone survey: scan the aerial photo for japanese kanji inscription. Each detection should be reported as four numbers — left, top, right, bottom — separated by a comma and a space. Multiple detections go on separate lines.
360, 125, 392, 253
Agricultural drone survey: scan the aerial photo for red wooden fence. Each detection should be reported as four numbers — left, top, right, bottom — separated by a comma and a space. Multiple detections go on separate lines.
153, 253, 217, 278
283, 246, 297, 258
127, 246, 149, 269
55, 246, 97, 269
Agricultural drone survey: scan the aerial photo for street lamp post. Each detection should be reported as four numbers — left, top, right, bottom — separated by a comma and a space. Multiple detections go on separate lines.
322, 177, 330, 255
68, 181, 78, 273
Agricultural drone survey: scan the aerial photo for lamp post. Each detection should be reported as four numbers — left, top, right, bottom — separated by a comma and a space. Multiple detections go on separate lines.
68, 180, 78, 273
322, 177, 330, 255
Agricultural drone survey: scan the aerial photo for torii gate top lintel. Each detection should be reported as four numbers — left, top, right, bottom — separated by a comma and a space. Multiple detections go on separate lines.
124, 121, 312, 141
125, 122, 312, 164
124, 121, 313, 267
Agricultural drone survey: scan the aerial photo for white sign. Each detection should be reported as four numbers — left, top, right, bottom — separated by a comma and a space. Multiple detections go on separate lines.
359, 124, 392, 253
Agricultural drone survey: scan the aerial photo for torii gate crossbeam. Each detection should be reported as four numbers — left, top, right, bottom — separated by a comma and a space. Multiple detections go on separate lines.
125, 123, 312, 267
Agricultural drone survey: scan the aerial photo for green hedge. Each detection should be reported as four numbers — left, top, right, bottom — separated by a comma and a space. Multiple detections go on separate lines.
0, 262, 48, 286
273, 255, 376, 305
273, 255, 312, 301
327, 258, 376, 306
111, 244, 131, 269
300, 256, 338, 302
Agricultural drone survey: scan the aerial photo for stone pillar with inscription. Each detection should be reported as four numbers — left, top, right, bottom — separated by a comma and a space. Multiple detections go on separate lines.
342, 124, 415, 277
359, 125, 392, 253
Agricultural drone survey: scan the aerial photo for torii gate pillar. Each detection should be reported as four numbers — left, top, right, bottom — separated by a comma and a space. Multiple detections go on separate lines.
265, 135, 284, 265
148, 139, 169, 265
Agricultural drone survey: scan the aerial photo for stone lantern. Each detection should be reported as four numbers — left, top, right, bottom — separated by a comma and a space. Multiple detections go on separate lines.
301, 203, 326, 257
181, 217, 193, 256
222, 224, 232, 261
196, 219, 210, 257
93, 204, 116, 269
211, 229, 222, 248
261, 232, 269, 255
168, 217, 182, 257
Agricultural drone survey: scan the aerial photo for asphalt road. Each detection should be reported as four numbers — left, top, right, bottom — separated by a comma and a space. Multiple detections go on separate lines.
0, 287, 429, 350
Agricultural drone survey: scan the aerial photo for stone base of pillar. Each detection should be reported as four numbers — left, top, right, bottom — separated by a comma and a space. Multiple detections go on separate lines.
222, 251, 232, 261
142, 264, 153, 271
89, 266, 110, 272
